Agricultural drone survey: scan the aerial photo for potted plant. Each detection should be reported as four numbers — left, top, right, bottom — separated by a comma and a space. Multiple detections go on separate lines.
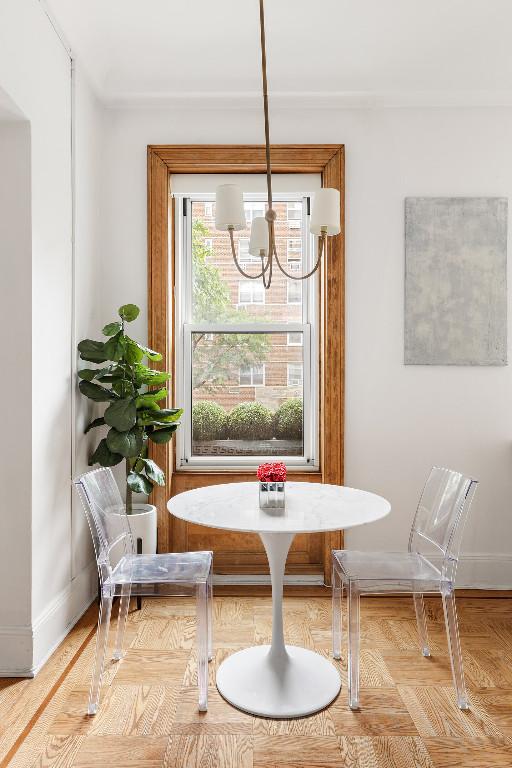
77, 303, 182, 553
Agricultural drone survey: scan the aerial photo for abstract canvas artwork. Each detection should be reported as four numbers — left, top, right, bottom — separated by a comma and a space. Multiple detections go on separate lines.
404, 197, 508, 365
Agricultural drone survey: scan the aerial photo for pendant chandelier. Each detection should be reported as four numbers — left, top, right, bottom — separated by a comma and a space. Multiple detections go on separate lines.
214, 0, 340, 289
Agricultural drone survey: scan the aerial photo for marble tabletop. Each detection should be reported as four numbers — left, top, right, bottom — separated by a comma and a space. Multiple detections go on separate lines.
168, 481, 391, 534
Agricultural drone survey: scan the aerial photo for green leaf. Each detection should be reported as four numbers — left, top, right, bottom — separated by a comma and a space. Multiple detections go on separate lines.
104, 331, 126, 362
89, 438, 123, 467
106, 427, 143, 458
125, 339, 144, 365
84, 416, 106, 434
142, 458, 165, 486
155, 408, 183, 423
118, 304, 140, 322
135, 388, 167, 408
148, 425, 178, 444
104, 398, 137, 431
111, 380, 135, 399
77, 339, 109, 363
138, 344, 162, 362
79, 380, 115, 402
127, 471, 153, 494
77, 368, 97, 381
102, 321, 122, 337
134, 366, 171, 386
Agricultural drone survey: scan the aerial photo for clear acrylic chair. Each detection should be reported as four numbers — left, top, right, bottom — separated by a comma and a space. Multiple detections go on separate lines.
74, 467, 213, 715
332, 466, 478, 711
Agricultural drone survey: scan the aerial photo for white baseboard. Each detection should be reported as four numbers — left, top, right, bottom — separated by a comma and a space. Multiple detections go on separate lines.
0, 560, 97, 677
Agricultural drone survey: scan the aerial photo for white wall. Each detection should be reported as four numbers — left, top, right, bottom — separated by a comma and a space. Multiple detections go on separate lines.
0, 0, 100, 674
101, 104, 512, 588
0, 115, 33, 672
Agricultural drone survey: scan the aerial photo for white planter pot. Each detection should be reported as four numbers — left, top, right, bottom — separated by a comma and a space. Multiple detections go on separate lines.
127, 503, 157, 554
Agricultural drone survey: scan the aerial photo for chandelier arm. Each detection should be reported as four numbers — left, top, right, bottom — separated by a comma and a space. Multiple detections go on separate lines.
259, 0, 273, 208
273, 233, 327, 281
228, 227, 271, 280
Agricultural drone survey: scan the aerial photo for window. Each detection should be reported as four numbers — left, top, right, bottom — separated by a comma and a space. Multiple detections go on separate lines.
204, 201, 214, 217
287, 202, 302, 229
238, 237, 260, 263
176, 194, 317, 468
287, 238, 302, 261
245, 201, 265, 226
239, 364, 265, 386
238, 281, 265, 305
287, 280, 302, 304
287, 332, 302, 346
204, 238, 213, 250
287, 363, 303, 387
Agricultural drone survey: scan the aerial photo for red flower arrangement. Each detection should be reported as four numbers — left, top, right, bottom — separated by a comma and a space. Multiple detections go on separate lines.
257, 462, 287, 483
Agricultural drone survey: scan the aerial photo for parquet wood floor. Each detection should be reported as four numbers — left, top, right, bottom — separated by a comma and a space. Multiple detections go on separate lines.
1, 596, 511, 767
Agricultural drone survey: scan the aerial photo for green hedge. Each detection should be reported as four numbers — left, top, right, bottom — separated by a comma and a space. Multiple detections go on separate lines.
274, 398, 303, 440
227, 402, 274, 440
192, 401, 228, 441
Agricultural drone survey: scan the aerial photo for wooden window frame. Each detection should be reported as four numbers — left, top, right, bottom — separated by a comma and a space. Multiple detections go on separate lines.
147, 144, 345, 583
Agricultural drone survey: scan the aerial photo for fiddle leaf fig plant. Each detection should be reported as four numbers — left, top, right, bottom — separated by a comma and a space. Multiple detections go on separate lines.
77, 303, 182, 513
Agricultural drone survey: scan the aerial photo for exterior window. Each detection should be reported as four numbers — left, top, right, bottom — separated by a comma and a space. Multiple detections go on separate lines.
287, 202, 302, 229
238, 237, 260, 263
176, 195, 317, 467
245, 201, 265, 226
239, 281, 265, 305
239, 364, 265, 386
287, 332, 302, 346
204, 201, 214, 217
287, 363, 303, 387
287, 280, 302, 304
287, 238, 302, 261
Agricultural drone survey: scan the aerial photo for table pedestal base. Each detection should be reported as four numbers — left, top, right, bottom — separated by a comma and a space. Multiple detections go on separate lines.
216, 644, 341, 718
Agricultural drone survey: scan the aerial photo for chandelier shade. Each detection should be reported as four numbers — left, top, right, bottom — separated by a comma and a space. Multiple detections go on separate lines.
310, 189, 341, 236
249, 216, 270, 257
215, 184, 246, 231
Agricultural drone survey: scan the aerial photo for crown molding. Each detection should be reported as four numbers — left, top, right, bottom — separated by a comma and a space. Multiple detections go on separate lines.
103, 89, 512, 111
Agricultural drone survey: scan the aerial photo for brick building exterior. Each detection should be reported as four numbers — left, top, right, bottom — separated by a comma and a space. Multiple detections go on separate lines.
192, 200, 305, 414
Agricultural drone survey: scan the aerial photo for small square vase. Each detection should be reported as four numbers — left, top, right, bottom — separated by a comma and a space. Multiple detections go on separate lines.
259, 481, 285, 510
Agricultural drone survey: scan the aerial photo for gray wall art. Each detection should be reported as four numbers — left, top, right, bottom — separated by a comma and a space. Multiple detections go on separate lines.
404, 197, 508, 365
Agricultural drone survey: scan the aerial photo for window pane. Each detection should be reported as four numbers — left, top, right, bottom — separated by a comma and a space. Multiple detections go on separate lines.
287, 280, 302, 304
192, 331, 304, 457
191, 199, 307, 323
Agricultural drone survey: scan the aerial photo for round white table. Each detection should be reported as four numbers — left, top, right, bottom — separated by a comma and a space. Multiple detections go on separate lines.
168, 481, 390, 718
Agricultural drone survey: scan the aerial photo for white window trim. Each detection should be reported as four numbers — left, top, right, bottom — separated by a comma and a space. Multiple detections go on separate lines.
287, 238, 302, 261
174, 192, 319, 471
239, 364, 266, 387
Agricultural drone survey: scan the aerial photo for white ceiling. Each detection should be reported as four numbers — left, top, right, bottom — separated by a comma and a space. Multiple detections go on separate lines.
45, 0, 512, 106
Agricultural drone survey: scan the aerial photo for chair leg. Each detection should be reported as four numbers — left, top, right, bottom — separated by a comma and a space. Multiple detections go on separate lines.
442, 589, 469, 710
88, 595, 113, 715
207, 568, 213, 662
413, 593, 430, 657
347, 580, 361, 710
113, 583, 131, 661
196, 580, 209, 711
332, 563, 342, 660
136, 537, 142, 611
